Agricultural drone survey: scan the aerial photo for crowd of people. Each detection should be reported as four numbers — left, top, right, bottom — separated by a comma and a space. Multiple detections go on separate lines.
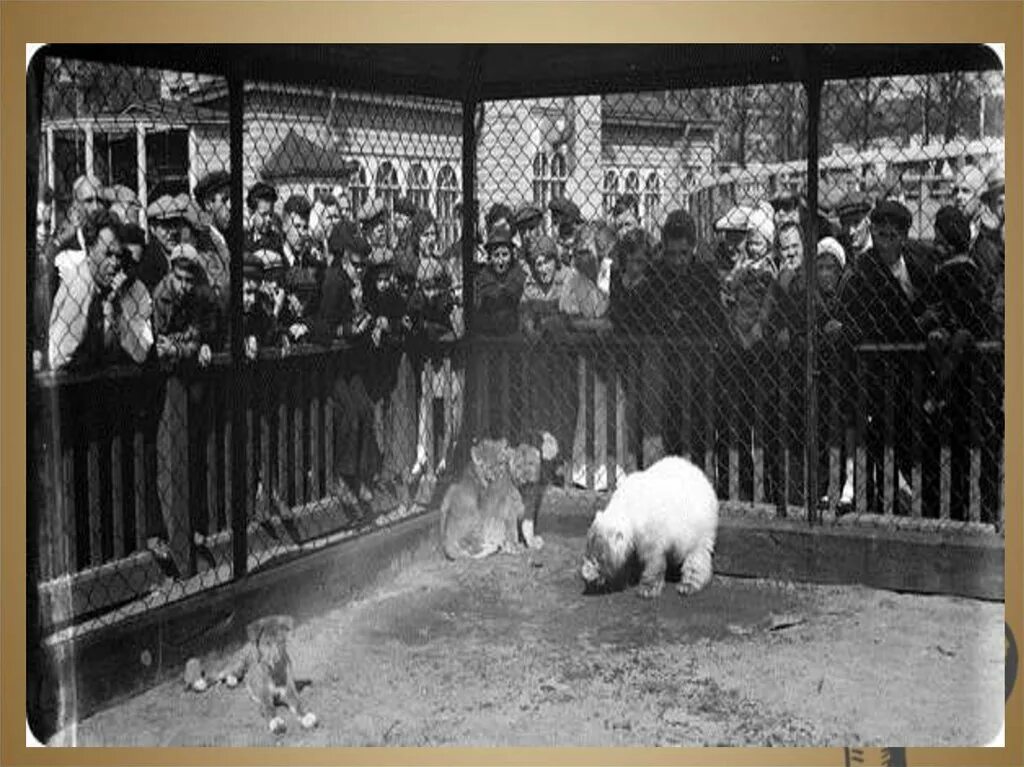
32, 156, 1006, 551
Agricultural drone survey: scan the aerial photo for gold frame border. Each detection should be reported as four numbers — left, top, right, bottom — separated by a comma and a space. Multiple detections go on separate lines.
1, 2, 1020, 766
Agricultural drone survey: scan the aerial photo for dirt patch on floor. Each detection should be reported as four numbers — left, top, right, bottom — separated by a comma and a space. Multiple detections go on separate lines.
58, 530, 1004, 747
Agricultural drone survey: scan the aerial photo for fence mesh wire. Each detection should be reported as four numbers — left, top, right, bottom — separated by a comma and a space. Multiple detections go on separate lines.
28, 53, 1005, 639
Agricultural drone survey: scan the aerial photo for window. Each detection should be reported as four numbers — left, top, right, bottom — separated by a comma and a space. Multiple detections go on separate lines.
408, 163, 431, 214
532, 149, 568, 226
374, 160, 401, 213
532, 152, 549, 209
624, 170, 640, 198
145, 128, 190, 196
550, 151, 568, 202
349, 162, 369, 216
436, 164, 459, 249
643, 172, 662, 233
602, 169, 620, 218
93, 130, 138, 192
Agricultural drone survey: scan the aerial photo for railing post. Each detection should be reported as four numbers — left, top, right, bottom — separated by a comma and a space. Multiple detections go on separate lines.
460, 46, 484, 440
228, 68, 249, 579
803, 47, 823, 525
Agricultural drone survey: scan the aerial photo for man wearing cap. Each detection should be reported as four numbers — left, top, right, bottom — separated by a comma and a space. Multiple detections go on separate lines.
151, 243, 220, 365
311, 223, 380, 506
240, 254, 275, 358
833, 199, 941, 514
836, 199, 938, 344
146, 242, 223, 577
475, 220, 526, 336
194, 169, 231, 263
549, 196, 583, 267
513, 201, 544, 263
137, 193, 188, 292
834, 190, 873, 271
47, 209, 154, 371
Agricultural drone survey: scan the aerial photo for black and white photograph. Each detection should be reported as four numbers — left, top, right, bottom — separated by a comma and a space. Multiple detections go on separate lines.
24, 43, 1007, 748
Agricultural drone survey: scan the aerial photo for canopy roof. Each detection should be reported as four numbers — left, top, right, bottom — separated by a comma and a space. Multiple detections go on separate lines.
35, 44, 1001, 101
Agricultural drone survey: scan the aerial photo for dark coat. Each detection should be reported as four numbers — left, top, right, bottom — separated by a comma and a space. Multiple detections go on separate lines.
309, 263, 363, 347
474, 262, 526, 336
137, 240, 171, 293
836, 245, 940, 346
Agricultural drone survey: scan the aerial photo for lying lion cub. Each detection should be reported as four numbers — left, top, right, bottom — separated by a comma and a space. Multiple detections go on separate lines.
439, 436, 552, 560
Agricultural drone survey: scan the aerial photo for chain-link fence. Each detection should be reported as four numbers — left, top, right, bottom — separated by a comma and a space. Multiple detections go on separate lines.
27, 50, 1005, 643
470, 72, 1004, 526
29, 56, 468, 639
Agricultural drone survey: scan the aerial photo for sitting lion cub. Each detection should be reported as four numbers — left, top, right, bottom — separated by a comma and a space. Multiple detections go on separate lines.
439, 437, 549, 560
217, 615, 318, 734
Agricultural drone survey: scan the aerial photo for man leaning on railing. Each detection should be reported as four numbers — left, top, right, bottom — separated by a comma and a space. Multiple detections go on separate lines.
47, 209, 154, 372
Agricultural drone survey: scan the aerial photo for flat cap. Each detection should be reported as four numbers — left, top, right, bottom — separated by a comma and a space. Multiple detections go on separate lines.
835, 191, 872, 220
869, 199, 913, 230
146, 194, 189, 222
194, 171, 230, 203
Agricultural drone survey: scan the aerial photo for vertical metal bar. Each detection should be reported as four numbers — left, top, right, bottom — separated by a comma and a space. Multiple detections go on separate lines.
803, 49, 823, 525
228, 70, 248, 579
461, 97, 478, 340
460, 48, 483, 445
136, 124, 148, 229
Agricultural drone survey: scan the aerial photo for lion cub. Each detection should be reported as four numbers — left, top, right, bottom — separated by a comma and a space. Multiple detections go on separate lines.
439, 438, 545, 560
217, 615, 318, 734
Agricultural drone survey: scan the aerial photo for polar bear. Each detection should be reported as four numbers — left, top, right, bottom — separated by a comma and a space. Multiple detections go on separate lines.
580, 456, 718, 599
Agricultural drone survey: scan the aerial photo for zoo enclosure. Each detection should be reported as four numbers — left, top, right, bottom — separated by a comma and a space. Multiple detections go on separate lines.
27, 45, 1005, 643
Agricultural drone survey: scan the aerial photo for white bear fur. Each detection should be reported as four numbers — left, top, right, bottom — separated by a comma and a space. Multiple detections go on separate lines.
581, 456, 718, 599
